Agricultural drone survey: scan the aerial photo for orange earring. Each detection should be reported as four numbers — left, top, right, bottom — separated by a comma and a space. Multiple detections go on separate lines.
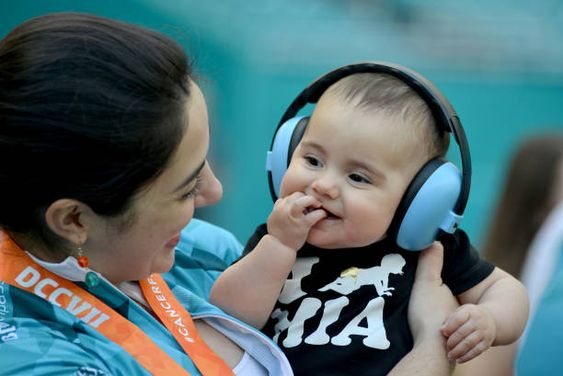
77, 245, 89, 267
77, 244, 99, 289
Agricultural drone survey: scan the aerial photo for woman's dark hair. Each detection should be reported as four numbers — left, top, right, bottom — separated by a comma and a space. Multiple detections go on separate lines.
0, 12, 191, 240
482, 133, 563, 277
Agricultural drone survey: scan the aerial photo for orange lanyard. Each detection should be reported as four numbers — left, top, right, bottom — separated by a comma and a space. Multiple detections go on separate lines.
139, 275, 234, 375
0, 231, 233, 376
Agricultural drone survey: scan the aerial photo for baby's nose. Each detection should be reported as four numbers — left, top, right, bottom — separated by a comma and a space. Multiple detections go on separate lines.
311, 175, 339, 199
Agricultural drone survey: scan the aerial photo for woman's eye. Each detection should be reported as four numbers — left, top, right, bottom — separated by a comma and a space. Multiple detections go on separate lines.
179, 176, 203, 201
349, 173, 370, 184
304, 155, 321, 167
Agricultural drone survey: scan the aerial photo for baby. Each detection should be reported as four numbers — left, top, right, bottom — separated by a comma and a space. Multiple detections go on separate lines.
211, 68, 528, 375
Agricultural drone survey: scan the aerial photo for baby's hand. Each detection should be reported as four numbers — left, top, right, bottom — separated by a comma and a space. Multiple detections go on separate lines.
440, 304, 496, 363
267, 192, 326, 250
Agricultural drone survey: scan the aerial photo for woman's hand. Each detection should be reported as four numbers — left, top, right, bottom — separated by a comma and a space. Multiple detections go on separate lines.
409, 241, 459, 344
389, 242, 458, 376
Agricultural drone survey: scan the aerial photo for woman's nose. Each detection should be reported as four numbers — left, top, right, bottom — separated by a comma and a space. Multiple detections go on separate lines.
311, 174, 339, 199
195, 162, 223, 207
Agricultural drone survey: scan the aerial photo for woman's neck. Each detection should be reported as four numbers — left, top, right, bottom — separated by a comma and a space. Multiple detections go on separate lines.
8, 231, 68, 263
7, 231, 130, 286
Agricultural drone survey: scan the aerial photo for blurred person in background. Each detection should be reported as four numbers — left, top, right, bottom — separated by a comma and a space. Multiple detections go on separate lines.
455, 133, 563, 375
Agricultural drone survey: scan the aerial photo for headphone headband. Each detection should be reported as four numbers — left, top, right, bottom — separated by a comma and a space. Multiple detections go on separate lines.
271, 61, 471, 215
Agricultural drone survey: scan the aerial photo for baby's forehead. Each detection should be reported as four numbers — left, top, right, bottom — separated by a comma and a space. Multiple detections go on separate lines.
307, 88, 438, 167
308, 107, 414, 143
305, 121, 423, 168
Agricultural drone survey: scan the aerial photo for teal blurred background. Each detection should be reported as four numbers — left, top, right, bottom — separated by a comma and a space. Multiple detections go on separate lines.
2, 1, 562, 248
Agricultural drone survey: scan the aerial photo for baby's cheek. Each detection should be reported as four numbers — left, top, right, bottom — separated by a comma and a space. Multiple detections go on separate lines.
278, 179, 290, 198
279, 164, 307, 197
279, 181, 301, 199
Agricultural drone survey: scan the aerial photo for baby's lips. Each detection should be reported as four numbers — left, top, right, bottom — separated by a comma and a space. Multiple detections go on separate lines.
303, 206, 319, 215
304, 206, 336, 218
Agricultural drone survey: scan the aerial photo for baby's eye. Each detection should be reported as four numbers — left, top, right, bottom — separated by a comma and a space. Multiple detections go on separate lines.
349, 173, 370, 184
304, 155, 322, 167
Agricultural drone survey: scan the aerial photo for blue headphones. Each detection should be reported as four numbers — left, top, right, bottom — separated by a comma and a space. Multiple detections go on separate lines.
265, 62, 471, 251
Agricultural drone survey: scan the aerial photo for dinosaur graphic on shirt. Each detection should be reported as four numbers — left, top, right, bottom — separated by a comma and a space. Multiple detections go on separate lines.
271, 253, 406, 349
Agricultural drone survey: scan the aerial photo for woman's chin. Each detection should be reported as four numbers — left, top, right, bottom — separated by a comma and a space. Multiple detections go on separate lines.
153, 250, 176, 275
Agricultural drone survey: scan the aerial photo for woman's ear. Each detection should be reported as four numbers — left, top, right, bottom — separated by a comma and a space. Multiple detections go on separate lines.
44, 199, 92, 245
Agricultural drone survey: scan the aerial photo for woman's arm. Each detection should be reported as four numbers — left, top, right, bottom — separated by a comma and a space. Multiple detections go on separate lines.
389, 242, 457, 376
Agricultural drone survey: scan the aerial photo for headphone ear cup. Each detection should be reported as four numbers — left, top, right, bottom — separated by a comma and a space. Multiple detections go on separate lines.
390, 158, 462, 251
267, 116, 310, 199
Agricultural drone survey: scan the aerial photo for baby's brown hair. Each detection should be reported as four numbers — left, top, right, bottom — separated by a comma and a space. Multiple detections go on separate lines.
326, 73, 450, 163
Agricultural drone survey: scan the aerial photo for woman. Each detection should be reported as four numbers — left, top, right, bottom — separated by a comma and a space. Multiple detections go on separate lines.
0, 12, 456, 375
482, 134, 563, 281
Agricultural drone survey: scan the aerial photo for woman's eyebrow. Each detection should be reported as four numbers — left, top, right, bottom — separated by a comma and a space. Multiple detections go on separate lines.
172, 160, 206, 193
